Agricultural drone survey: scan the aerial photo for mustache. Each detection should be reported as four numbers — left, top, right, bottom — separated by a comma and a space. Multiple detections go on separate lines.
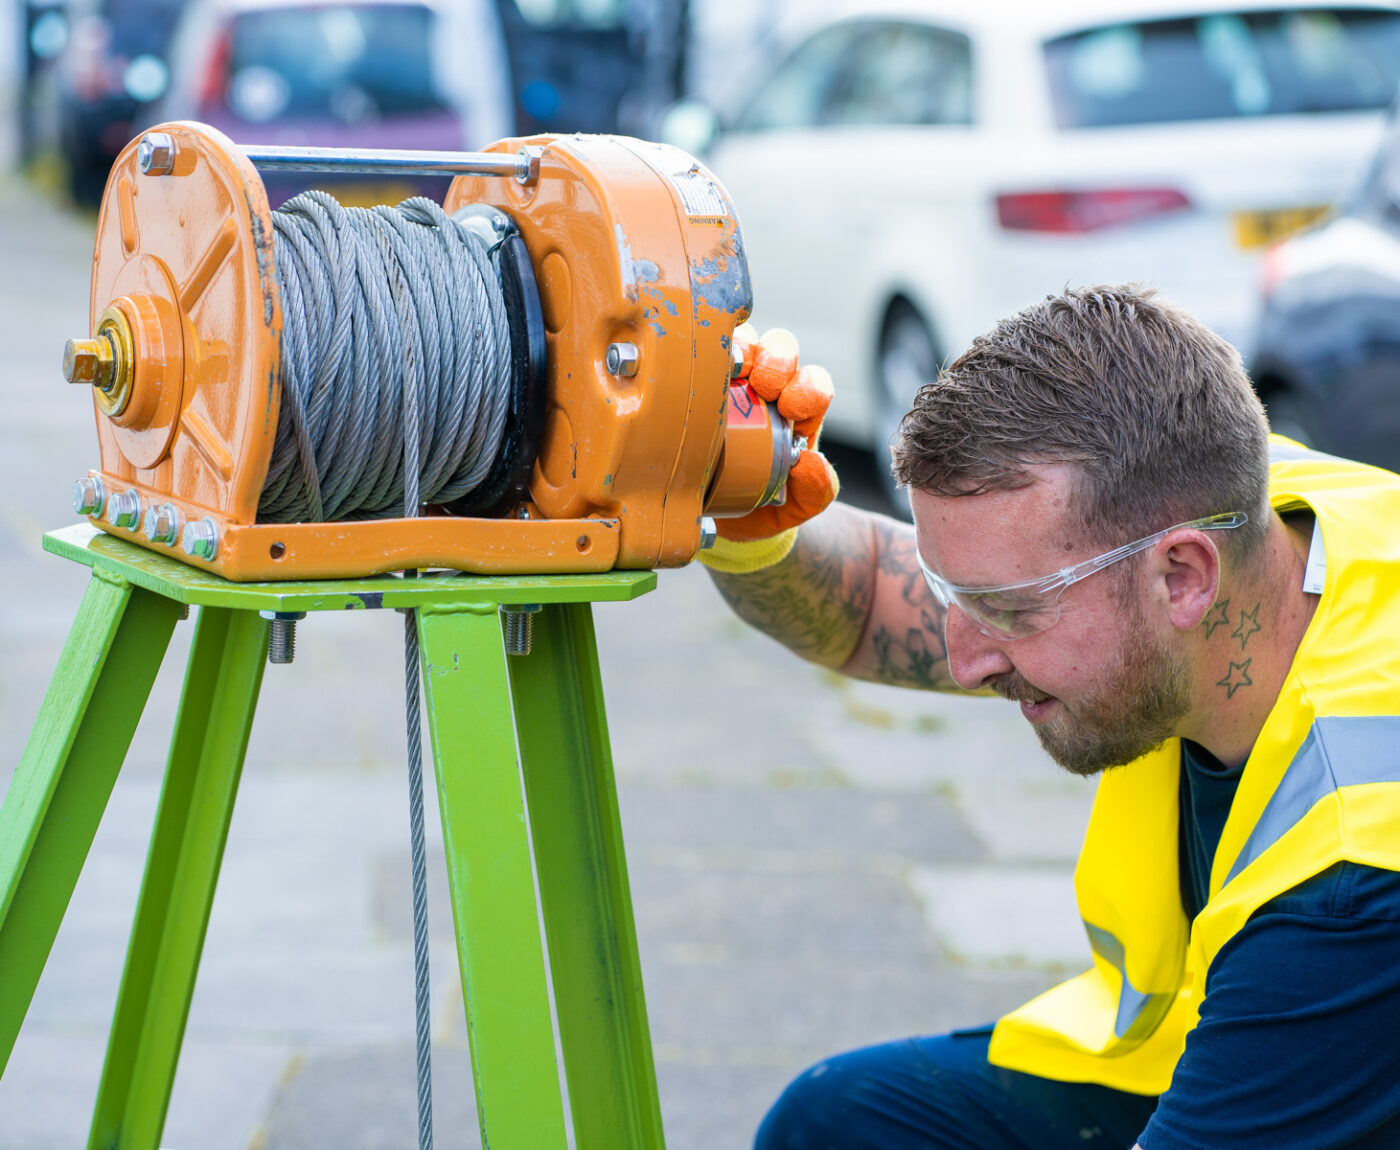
989, 672, 1051, 705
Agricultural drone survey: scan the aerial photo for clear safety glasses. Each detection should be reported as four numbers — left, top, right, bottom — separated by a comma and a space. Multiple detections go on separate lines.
917, 511, 1248, 641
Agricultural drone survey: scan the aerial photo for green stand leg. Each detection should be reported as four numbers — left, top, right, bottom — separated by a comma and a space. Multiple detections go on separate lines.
510, 603, 666, 1150
1, 526, 664, 1149
0, 573, 179, 1074
88, 607, 269, 1150
418, 604, 570, 1150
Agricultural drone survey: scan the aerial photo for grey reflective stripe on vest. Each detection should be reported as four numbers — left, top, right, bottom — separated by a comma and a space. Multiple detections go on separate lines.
1083, 922, 1177, 1040
1224, 716, 1400, 887
1269, 440, 1351, 466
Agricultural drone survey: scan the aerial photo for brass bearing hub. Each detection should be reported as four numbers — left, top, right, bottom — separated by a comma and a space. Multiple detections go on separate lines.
64, 306, 135, 417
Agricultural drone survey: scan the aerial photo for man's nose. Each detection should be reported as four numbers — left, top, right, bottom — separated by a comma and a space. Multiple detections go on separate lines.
944, 605, 1015, 690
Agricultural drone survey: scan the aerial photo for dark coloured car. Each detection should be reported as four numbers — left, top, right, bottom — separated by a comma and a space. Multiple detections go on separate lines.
57, 0, 186, 205
1250, 100, 1400, 472
156, 0, 514, 207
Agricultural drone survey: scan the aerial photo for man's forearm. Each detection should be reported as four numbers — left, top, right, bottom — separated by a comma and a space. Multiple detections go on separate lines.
707, 502, 962, 692
708, 501, 876, 670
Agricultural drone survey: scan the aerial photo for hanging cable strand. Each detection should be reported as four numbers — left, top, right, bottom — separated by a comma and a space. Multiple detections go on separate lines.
260, 191, 514, 524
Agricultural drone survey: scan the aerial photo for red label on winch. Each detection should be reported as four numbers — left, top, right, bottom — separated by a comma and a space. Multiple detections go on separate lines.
727, 382, 767, 428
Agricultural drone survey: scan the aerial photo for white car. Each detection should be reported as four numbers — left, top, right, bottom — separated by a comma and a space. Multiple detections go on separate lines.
677, 0, 1400, 498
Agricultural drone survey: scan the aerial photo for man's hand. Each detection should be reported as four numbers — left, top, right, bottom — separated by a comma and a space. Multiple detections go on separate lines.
719, 325, 839, 543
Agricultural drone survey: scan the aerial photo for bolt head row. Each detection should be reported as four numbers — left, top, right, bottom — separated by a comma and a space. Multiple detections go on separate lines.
72, 478, 219, 559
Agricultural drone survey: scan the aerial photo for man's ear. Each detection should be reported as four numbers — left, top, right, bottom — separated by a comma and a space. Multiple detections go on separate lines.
1148, 532, 1221, 632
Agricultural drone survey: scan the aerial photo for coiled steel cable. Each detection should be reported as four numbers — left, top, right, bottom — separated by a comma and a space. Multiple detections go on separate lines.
265, 189, 520, 1150
262, 190, 513, 523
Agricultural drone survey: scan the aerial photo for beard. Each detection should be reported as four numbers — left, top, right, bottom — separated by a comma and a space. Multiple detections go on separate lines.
990, 609, 1191, 777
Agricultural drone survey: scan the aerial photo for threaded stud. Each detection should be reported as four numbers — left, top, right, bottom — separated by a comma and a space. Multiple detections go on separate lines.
500, 603, 542, 656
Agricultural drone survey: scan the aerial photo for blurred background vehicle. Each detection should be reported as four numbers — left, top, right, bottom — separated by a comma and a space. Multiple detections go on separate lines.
43, 0, 688, 209
155, 0, 514, 206
1250, 96, 1400, 473
664, 0, 1400, 507
56, 0, 184, 205
495, 0, 687, 137
18, 0, 71, 168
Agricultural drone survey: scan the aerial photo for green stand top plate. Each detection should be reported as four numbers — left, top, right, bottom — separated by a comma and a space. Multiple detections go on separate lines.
44, 523, 658, 613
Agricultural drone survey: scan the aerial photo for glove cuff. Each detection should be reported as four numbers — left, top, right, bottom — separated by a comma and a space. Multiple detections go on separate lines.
695, 527, 798, 574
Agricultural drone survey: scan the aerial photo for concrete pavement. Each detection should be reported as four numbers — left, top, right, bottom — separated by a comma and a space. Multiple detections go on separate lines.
0, 173, 1096, 1149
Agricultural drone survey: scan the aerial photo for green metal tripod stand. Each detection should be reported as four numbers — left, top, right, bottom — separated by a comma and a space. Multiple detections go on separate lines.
0, 524, 666, 1149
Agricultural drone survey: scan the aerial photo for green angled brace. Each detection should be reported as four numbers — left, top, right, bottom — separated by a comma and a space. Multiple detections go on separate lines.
416, 603, 570, 1150
509, 602, 665, 1150
88, 605, 270, 1150
0, 572, 180, 1075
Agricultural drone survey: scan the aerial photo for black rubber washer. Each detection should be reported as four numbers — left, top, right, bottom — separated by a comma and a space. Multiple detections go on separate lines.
442, 230, 548, 518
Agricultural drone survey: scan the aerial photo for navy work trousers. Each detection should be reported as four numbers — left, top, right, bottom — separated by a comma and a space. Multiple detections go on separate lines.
754, 1027, 1158, 1150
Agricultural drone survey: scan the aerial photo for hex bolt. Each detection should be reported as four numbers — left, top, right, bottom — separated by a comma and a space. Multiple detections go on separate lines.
500, 603, 542, 656
606, 342, 639, 377
699, 517, 718, 550
137, 132, 176, 176
63, 334, 117, 391
106, 488, 142, 530
72, 475, 107, 517
260, 611, 308, 665
181, 516, 220, 560
143, 501, 182, 544
730, 341, 745, 380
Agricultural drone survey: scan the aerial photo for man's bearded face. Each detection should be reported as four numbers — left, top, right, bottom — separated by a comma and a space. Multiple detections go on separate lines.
991, 592, 1192, 776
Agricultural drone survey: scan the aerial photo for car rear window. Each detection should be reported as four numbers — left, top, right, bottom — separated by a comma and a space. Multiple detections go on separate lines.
1045, 7, 1400, 128
226, 3, 448, 122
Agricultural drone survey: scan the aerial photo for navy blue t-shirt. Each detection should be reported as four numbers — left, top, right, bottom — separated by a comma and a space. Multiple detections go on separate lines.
1138, 740, 1400, 1149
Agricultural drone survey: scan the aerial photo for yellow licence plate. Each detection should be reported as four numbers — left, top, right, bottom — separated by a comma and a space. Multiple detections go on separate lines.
311, 180, 421, 208
1232, 205, 1330, 249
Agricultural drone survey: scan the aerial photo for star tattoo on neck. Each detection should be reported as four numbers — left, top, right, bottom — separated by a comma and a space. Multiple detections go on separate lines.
1217, 658, 1254, 699
1202, 600, 1231, 640
1231, 603, 1262, 650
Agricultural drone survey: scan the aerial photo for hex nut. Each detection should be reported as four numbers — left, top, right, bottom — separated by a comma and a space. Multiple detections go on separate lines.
606, 342, 639, 377
143, 501, 182, 544
182, 516, 220, 560
137, 132, 176, 176
515, 145, 542, 186
106, 489, 142, 530
72, 475, 107, 517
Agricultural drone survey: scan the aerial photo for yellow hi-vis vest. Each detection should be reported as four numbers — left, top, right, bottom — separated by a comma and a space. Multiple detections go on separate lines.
987, 445, 1400, 1095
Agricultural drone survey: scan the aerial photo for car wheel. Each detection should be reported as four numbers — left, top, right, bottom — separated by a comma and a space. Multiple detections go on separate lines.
876, 302, 939, 519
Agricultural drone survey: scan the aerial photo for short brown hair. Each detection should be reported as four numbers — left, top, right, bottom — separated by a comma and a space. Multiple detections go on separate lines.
891, 285, 1270, 558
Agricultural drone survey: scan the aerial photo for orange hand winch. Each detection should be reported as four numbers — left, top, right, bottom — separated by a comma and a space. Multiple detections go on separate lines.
65, 121, 794, 581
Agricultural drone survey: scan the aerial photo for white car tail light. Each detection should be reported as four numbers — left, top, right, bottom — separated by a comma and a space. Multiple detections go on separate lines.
996, 188, 1192, 233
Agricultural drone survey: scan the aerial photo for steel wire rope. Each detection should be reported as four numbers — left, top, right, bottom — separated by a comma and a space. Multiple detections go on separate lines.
261, 190, 513, 523
265, 189, 519, 1150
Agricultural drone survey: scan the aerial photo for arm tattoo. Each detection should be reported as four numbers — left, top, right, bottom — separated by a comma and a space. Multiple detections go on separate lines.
708, 505, 960, 691
860, 519, 957, 689
708, 507, 874, 668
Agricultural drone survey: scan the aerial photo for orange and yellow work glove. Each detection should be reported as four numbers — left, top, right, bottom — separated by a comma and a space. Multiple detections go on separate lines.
698, 325, 839, 574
